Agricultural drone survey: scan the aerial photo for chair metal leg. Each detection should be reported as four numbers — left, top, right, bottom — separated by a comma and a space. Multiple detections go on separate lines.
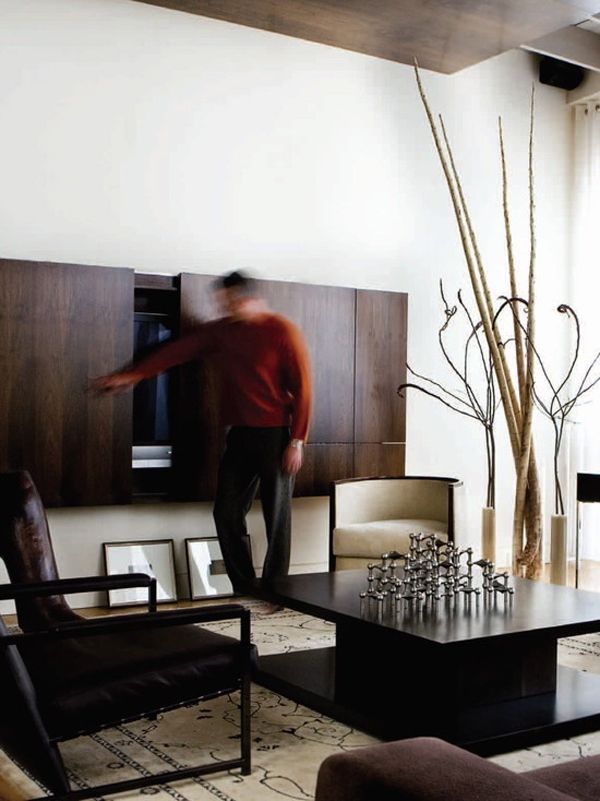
240, 607, 252, 775
241, 672, 252, 775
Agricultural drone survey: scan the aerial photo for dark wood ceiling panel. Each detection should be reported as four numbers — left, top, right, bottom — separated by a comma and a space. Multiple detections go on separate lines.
133, 0, 600, 73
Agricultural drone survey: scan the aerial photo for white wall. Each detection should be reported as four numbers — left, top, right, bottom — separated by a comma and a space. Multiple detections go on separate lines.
0, 0, 574, 604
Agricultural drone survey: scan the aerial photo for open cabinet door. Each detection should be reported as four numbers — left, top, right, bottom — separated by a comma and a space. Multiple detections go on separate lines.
171, 273, 223, 501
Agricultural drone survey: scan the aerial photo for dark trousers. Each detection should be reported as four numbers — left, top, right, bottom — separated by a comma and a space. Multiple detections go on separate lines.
213, 426, 294, 591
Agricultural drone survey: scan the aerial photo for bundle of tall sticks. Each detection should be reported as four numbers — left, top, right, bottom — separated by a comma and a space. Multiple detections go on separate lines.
414, 65, 541, 578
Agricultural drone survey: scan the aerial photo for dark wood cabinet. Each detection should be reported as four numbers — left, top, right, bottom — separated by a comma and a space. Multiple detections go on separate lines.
0, 262, 407, 505
0, 259, 133, 506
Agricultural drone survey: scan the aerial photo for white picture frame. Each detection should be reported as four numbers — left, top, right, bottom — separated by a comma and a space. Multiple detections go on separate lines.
186, 537, 233, 600
103, 539, 177, 607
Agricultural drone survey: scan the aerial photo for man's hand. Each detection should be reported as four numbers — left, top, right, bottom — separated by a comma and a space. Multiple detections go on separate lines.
282, 441, 304, 475
89, 371, 140, 395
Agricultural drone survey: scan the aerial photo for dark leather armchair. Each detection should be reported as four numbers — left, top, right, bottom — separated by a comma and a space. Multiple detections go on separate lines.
0, 471, 253, 800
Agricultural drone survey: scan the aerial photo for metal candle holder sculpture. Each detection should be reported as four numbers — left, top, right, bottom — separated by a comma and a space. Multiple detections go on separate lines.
359, 533, 513, 609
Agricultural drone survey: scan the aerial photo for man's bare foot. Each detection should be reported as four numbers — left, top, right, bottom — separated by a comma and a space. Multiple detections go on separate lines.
260, 602, 284, 615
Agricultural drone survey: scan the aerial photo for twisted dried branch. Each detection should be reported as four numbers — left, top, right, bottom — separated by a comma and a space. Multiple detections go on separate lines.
501, 300, 600, 515
399, 284, 497, 508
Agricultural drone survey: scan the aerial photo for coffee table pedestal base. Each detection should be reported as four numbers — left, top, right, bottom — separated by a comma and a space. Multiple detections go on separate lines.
335, 619, 557, 709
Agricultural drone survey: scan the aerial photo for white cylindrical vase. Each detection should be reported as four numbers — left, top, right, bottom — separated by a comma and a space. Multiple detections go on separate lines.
481, 507, 496, 563
550, 514, 567, 585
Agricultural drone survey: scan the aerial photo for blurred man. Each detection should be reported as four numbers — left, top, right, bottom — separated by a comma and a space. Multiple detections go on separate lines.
92, 271, 312, 594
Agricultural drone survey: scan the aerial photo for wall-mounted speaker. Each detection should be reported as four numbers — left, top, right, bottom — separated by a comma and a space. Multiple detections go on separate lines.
539, 56, 585, 91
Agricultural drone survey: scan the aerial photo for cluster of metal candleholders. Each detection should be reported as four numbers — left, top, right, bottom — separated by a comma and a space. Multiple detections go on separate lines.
359, 533, 514, 607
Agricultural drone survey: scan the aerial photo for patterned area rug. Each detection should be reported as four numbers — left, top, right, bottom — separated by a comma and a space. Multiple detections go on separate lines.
2, 604, 600, 801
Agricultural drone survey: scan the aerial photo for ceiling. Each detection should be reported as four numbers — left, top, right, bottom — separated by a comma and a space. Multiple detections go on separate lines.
133, 0, 600, 74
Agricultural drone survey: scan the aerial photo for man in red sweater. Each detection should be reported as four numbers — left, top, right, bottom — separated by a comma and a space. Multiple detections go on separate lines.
93, 271, 312, 592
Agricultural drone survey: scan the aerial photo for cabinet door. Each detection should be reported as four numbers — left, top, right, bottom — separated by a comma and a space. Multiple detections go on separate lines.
258, 279, 355, 496
354, 290, 407, 477
172, 273, 223, 500
258, 279, 355, 444
354, 289, 407, 444
0, 259, 133, 506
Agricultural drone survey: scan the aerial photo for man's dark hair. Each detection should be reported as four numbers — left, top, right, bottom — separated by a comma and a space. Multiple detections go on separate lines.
215, 270, 256, 296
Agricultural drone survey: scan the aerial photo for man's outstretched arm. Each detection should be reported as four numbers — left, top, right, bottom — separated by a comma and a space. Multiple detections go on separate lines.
90, 325, 214, 394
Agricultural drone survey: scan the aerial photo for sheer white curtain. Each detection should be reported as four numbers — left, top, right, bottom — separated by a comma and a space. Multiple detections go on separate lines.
569, 101, 600, 563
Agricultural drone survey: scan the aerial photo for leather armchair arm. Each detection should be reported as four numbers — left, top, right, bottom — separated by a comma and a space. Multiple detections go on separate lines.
0, 574, 155, 600
1, 604, 251, 649
315, 738, 577, 801
0, 573, 158, 611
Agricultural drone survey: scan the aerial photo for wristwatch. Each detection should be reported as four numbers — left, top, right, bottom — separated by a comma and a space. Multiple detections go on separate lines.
289, 439, 304, 450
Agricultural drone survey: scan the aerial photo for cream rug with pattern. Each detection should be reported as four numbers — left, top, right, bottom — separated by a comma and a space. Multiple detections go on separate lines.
2, 604, 600, 801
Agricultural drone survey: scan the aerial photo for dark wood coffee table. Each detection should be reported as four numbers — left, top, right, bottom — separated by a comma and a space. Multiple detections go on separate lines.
254, 570, 600, 755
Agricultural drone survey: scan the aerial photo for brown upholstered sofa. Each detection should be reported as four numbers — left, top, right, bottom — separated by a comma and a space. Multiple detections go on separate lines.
315, 737, 600, 801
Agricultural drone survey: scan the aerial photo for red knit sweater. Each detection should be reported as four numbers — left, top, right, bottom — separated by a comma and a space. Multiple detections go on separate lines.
132, 313, 312, 441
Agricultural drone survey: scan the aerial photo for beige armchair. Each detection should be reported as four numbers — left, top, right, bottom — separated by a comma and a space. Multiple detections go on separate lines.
329, 476, 462, 571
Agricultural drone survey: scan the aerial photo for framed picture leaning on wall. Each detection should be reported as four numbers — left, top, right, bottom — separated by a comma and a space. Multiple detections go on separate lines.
103, 539, 177, 607
186, 537, 233, 600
